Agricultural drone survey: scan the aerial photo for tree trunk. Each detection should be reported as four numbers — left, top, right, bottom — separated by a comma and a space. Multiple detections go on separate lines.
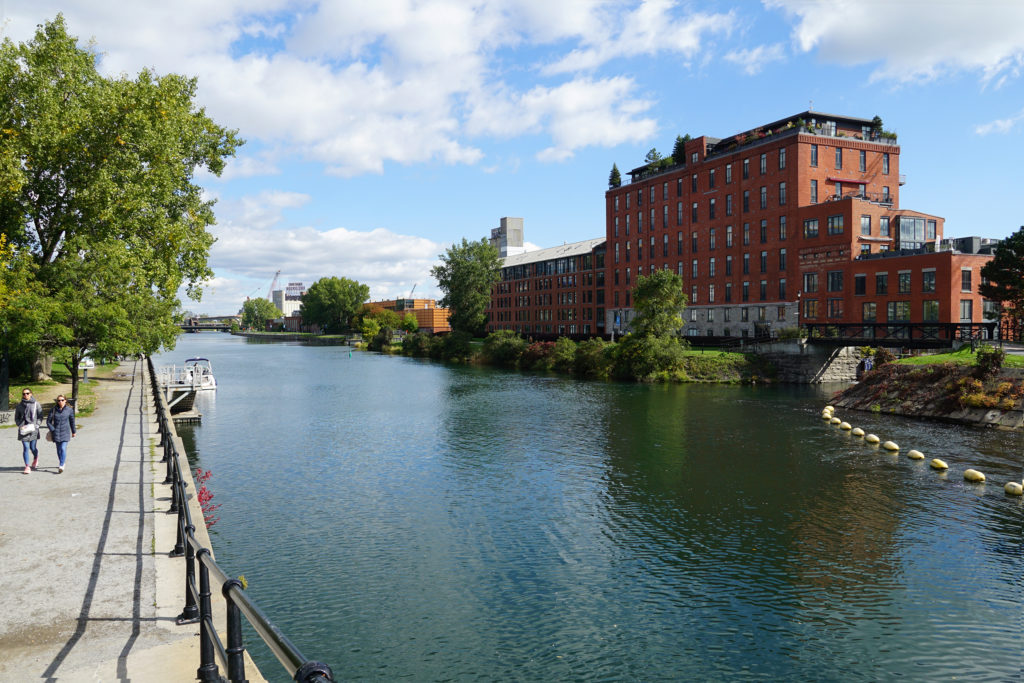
70, 354, 80, 404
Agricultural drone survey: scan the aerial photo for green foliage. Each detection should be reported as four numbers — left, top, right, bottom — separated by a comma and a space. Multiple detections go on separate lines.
0, 16, 240, 400
241, 297, 281, 329
573, 338, 613, 379
644, 148, 662, 165
481, 330, 527, 367
229, 320, 239, 333
430, 238, 501, 336
631, 270, 687, 338
671, 135, 690, 161
874, 347, 896, 366
440, 331, 473, 361
520, 341, 556, 370
608, 163, 621, 188
300, 276, 369, 334
979, 225, 1024, 325
401, 312, 418, 333
551, 337, 577, 373
401, 332, 440, 358
612, 334, 686, 381
360, 317, 381, 341
974, 344, 1006, 379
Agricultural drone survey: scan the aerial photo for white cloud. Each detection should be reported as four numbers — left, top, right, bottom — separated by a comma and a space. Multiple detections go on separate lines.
974, 107, 1024, 135
767, 0, 1024, 85
724, 43, 786, 75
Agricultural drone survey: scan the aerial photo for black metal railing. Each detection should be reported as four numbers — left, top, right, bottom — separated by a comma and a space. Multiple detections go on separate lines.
147, 356, 335, 683
801, 322, 1000, 348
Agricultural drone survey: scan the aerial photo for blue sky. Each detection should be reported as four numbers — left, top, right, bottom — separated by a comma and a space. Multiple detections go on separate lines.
4, 1, 1023, 314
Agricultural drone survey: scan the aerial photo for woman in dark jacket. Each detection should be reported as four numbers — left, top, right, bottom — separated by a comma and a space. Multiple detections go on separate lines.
46, 394, 76, 474
15, 388, 42, 474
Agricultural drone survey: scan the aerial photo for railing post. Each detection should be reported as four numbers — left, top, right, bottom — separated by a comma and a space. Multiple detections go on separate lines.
222, 579, 249, 683
177, 527, 200, 624
195, 549, 221, 682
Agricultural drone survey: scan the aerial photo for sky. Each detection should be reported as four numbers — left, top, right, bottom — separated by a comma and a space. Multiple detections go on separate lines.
3, 0, 1023, 315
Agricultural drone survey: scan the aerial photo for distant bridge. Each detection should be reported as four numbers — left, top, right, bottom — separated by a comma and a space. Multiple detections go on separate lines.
178, 315, 240, 332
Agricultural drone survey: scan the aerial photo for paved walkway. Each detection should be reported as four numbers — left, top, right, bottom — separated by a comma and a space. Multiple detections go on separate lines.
0, 361, 264, 682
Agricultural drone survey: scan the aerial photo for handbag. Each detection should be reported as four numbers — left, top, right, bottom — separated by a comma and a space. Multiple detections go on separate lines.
19, 423, 37, 437
46, 429, 54, 442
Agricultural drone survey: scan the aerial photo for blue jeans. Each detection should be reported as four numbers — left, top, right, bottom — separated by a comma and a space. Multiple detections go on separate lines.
22, 439, 39, 465
56, 441, 69, 467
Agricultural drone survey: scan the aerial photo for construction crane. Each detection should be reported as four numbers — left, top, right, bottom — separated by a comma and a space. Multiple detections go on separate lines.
267, 270, 281, 300
408, 283, 417, 299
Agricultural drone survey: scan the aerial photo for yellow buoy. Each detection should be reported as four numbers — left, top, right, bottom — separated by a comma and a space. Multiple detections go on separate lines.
963, 469, 986, 483
824, 405, 835, 412
821, 412, 833, 420
839, 422, 852, 430
865, 434, 880, 444
830, 417, 841, 425
907, 450, 925, 460
930, 458, 948, 470
852, 427, 865, 437
882, 441, 899, 451
1004, 481, 1024, 496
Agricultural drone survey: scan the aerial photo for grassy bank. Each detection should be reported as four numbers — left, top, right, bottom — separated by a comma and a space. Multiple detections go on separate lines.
896, 347, 1024, 368
5, 361, 122, 417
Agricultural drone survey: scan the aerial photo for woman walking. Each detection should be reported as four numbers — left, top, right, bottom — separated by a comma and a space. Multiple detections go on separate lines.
46, 394, 76, 474
14, 388, 42, 474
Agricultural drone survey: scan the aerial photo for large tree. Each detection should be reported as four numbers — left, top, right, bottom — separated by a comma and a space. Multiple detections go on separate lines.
431, 238, 501, 336
241, 297, 281, 330
979, 225, 1024, 329
299, 276, 369, 334
631, 269, 688, 338
0, 16, 240, 400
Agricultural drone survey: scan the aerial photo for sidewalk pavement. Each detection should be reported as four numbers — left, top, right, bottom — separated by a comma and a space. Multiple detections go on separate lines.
0, 360, 266, 682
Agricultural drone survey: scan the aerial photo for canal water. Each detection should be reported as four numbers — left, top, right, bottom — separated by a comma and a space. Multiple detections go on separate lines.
157, 334, 1022, 681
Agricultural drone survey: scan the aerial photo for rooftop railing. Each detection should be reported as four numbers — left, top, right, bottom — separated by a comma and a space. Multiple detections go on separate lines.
147, 356, 335, 683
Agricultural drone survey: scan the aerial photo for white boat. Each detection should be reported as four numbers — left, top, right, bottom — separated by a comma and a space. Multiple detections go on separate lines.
182, 357, 217, 390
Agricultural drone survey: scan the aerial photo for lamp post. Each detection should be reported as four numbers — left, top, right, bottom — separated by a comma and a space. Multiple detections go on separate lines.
796, 291, 802, 340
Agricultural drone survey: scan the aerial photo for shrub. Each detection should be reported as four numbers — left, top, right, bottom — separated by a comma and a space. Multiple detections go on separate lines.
521, 341, 557, 370
974, 344, 1005, 379
440, 331, 473, 361
550, 337, 577, 373
574, 338, 614, 379
481, 330, 527, 367
402, 332, 436, 357
611, 334, 686, 381
874, 347, 896, 365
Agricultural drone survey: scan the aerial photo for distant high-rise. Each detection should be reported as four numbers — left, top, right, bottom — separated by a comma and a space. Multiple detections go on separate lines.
490, 217, 526, 257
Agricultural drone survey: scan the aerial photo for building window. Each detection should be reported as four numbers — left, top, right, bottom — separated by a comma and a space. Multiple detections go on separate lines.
709, 284, 716, 303
827, 298, 843, 318
835, 147, 842, 169
883, 153, 889, 175
726, 255, 733, 276
625, 241, 631, 261
637, 189, 642, 206
759, 186, 767, 209
663, 205, 668, 229
803, 272, 819, 293
779, 147, 786, 170
726, 225, 733, 248
692, 284, 698, 303
859, 150, 866, 172
710, 228, 717, 250
861, 215, 871, 236
650, 186, 656, 204
876, 272, 888, 294
743, 223, 750, 246
803, 218, 819, 238
614, 196, 619, 212
743, 190, 750, 213
923, 300, 939, 321
677, 178, 683, 197
779, 279, 786, 299
810, 144, 818, 167
961, 268, 972, 292
650, 207, 656, 230
677, 202, 683, 225
743, 253, 750, 275
927, 220, 937, 240
880, 216, 890, 237
614, 243, 620, 264
662, 181, 668, 201
650, 236, 655, 259
760, 251, 768, 273
692, 259, 698, 278
662, 234, 669, 257
922, 269, 936, 293
854, 273, 866, 295
827, 215, 844, 235
726, 163, 732, 183
677, 261, 683, 276
691, 151, 698, 164
810, 179, 818, 204
689, 309, 697, 322
779, 182, 786, 206
882, 186, 891, 202
760, 280, 767, 301
692, 231, 699, 252
709, 198, 716, 219
614, 269, 620, 286
725, 283, 733, 302
709, 257, 716, 277
742, 281, 750, 302
639, 212, 645, 233
709, 169, 716, 188
860, 244, 871, 257
779, 216, 787, 240
625, 214, 630, 235
779, 248, 787, 270
692, 202, 699, 223
760, 220, 768, 244
827, 271, 843, 292
637, 238, 643, 260
692, 174, 698, 193
862, 302, 876, 322
677, 231, 683, 255
759, 153, 767, 175
897, 271, 911, 294
804, 299, 818, 319
726, 194, 733, 216
743, 158, 749, 179
888, 301, 911, 321
625, 267, 631, 285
